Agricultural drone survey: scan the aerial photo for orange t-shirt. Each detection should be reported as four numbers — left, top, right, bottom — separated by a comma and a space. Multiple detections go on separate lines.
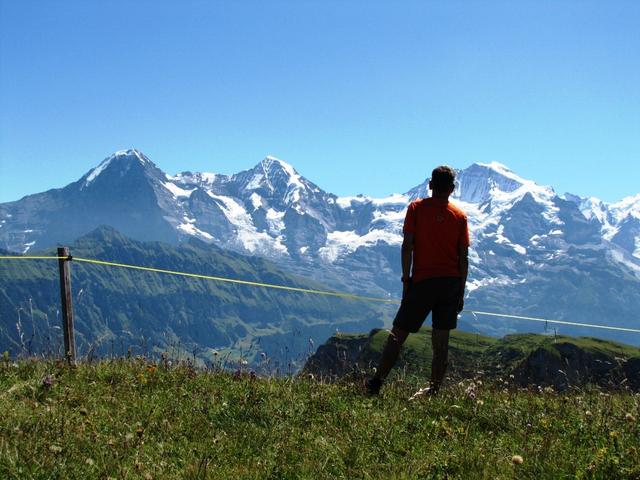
403, 197, 470, 282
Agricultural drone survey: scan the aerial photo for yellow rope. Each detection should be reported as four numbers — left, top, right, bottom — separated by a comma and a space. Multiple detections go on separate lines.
71, 256, 398, 304
0, 256, 69, 260
1, 255, 639, 334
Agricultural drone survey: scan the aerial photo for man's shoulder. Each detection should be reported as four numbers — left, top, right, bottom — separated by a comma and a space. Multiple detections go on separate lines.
409, 198, 467, 220
411, 197, 438, 207
447, 201, 468, 220
407, 198, 428, 212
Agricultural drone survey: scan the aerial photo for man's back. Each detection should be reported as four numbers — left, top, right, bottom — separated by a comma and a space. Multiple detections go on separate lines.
403, 197, 469, 282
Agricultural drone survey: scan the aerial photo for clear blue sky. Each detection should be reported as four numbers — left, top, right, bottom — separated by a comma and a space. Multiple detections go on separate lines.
1, 0, 638, 203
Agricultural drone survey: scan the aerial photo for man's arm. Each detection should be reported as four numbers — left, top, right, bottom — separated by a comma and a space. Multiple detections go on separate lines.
401, 232, 414, 297
457, 243, 469, 312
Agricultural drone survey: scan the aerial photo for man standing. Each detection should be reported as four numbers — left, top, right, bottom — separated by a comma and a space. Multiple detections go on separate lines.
367, 165, 469, 396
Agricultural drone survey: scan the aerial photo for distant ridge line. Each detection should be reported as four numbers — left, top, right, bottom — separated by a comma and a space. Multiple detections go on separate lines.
2, 255, 639, 335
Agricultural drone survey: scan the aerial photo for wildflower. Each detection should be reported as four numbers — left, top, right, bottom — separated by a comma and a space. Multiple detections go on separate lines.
260, 352, 267, 359
240, 359, 248, 366
476, 399, 484, 406
585, 410, 593, 417
125, 433, 134, 442
512, 455, 524, 465
42, 375, 53, 388
625, 413, 636, 423
49, 445, 63, 454
465, 382, 477, 401
146, 365, 157, 374
85, 458, 95, 466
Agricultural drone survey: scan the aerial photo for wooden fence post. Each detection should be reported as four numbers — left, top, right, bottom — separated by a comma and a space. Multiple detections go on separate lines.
57, 247, 76, 365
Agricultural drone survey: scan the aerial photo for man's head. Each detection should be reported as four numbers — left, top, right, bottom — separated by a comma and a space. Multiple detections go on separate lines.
429, 165, 456, 197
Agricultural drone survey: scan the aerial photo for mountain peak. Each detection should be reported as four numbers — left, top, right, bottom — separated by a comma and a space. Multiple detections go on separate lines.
453, 162, 553, 204
82, 149, 155, 188
472, 161, 528, 185
259, 155, 298, 176
238, 155, 306, 197
111, 148, 150, 164
610, 193, 640, 222
476, 160, 511, 171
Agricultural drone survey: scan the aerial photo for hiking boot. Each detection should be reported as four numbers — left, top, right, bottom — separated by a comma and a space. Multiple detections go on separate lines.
365, 376, 382, 396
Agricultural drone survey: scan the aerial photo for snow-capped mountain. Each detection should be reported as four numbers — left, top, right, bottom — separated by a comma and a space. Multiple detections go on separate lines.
1, 150, 639, 343
568, 192, 640, 258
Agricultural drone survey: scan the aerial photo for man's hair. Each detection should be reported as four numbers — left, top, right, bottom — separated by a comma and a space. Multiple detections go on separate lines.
430, 165, 456, 192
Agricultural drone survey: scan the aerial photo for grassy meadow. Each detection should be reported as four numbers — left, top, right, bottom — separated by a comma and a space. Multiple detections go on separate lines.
0, 357, 639, 479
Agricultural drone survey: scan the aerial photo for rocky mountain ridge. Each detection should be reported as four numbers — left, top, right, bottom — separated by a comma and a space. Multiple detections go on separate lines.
302, 328, 640, 392
1, 150, 639, 344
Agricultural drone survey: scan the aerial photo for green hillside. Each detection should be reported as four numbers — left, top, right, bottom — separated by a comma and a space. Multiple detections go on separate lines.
304, 328, 640, 391
0, 227, 384, 366
1, 358, 638, 479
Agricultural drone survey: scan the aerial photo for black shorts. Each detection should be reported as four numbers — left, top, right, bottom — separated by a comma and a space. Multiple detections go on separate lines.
393, 277, 461, 332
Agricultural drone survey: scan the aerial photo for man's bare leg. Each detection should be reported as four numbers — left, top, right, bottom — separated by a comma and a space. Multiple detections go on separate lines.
430, 328, 450, 392
374, 326, 410, 381
366, 326, 409, 394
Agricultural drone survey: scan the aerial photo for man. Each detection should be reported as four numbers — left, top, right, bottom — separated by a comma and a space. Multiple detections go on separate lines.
367, 165, 469, 396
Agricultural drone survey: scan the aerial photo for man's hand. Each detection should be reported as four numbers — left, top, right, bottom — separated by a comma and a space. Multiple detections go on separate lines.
402, 279, 411, 300
400, 232, 414, 301
456, 279, 465, 313
457, 245, 468, 315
